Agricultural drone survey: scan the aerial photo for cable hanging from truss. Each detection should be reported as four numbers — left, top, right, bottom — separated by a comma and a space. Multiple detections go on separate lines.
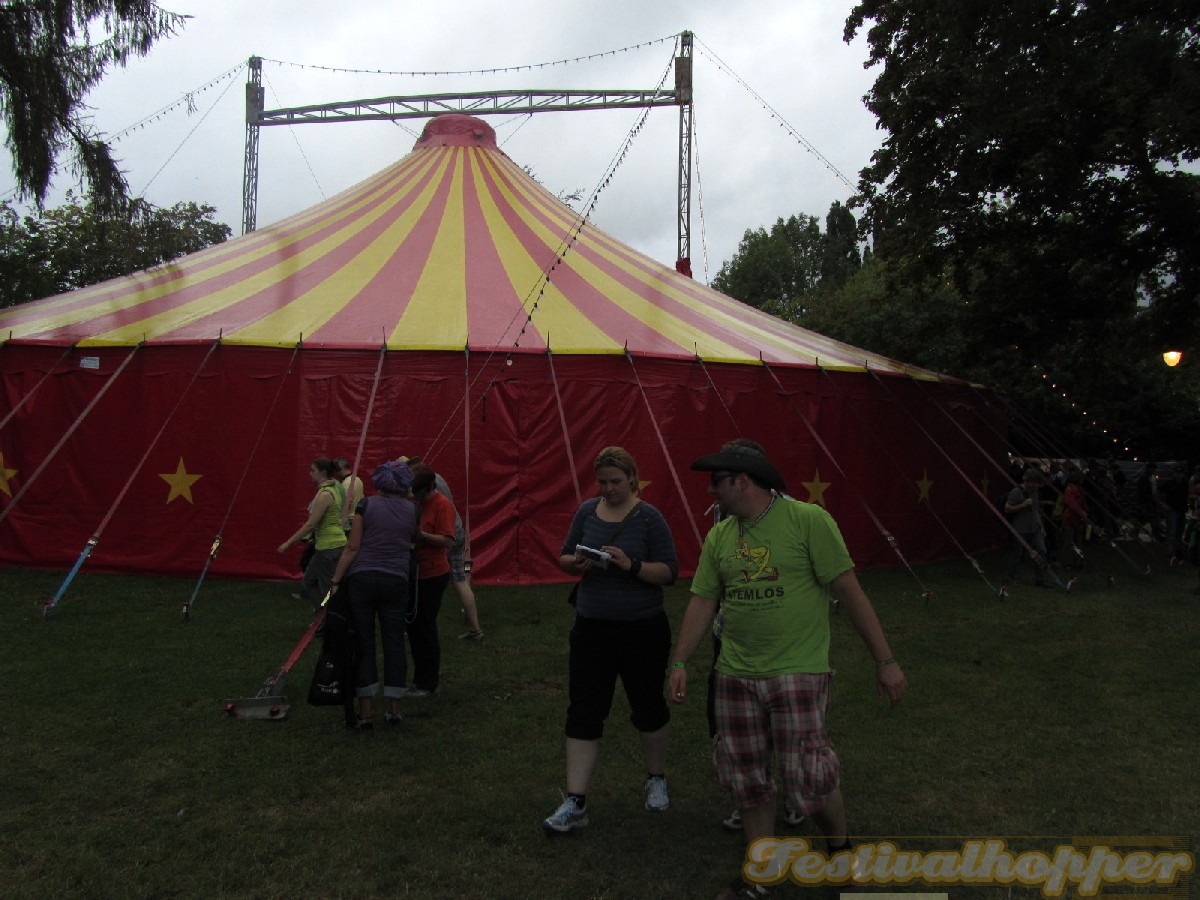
693, 36, 855, 192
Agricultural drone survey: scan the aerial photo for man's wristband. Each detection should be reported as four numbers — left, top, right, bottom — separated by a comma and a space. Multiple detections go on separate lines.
669, 661, 687, 669
629, 558, 642, 577
876, 657, 897, 669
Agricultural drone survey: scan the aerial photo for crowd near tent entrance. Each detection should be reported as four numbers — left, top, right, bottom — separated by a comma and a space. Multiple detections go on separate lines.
0, 115, 1008, 586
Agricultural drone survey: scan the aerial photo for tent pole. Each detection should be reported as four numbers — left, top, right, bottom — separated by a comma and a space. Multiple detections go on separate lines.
1, 345, 142, 532
864, 368, 1065, 591
0, 344, 74, 435
817, 366, 1004, 597
625, 350, 704, 553
762, 361, 934, 600
44, 340, 220, 616
463, 344, 472, 554
343, 343, 388, 531
547, 346, 583, 508
184, 343, 302, 620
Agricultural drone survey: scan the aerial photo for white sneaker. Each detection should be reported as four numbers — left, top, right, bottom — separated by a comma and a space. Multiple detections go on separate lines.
542, 794, 588, 834
644, 776, 669, 812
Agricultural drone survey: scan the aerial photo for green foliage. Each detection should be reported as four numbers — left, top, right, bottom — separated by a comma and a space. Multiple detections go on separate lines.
0, 192, 231, 307
798, 254, 967, 375
0, 1, 187, 210
843, 0, 1200, 370
711, 203, 862, 314
2, 554, 1198, 899
706, 3, 1200, 459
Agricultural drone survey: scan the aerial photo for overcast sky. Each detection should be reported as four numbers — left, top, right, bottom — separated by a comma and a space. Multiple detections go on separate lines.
1, 0, 884, 282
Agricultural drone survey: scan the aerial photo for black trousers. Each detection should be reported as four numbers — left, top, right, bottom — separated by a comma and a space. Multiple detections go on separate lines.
407, 572, 449, 692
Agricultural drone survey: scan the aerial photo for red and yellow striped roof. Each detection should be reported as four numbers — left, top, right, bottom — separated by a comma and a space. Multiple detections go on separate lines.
0, 115, 926, 373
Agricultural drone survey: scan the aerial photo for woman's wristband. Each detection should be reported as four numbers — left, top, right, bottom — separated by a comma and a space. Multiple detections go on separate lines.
876, 657, 897, 669
669, 661, 687, 669
628, 558, 642, 577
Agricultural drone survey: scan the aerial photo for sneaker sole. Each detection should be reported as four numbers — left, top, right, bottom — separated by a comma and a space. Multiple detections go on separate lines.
541, 816, 588, 834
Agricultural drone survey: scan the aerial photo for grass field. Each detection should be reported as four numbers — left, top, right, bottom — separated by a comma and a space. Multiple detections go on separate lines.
2, 544, 1198, 899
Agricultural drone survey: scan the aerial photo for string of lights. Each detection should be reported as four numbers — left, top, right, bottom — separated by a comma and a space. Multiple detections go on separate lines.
109, 63, 247, 143
1036, 364, 1131, 454
135, 68, 243, 198
502, 44, 677, 362
259, 34, 679, 79
693, 36, 855, 193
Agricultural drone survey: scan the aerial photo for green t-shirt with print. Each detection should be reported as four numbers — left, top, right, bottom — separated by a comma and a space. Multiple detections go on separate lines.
690, 497, 853, 677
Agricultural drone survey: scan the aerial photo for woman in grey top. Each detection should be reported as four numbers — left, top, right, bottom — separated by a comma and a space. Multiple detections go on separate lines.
542, 446, 678, 834
330, 459, 419, 728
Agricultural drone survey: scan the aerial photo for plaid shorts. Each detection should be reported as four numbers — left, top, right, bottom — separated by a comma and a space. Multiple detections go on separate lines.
448, 524, 467, 583
712, 671, 840, 814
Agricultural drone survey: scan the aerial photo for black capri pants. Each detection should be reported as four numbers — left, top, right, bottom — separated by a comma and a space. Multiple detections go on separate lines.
565, 611, 671, 741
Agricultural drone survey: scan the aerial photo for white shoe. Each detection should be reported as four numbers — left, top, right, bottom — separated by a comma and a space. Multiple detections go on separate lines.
543, 794, 588, 834
644, 776, 669, 812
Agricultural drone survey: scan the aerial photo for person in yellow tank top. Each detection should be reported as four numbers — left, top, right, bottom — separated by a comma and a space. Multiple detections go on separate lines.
279, 457, 347, 609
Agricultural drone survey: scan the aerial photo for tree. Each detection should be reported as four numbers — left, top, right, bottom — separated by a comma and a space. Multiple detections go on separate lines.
839, 1, 1200, 459
844, 1, 1200, 359
0, 192, 230, 307
711, 204, 863, 313
818, 200, 861, 292
0, 1, 187, 211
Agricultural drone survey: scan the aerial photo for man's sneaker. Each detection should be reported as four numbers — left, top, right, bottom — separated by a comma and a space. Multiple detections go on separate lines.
782, 798, 805, 827
458, 629, 484, 642
722, 809, 742, 832
644, 775, 669, 812
542, 794, 588, 834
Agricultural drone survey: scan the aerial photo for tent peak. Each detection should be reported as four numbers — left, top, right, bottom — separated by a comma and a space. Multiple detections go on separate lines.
415, 114, 497, 150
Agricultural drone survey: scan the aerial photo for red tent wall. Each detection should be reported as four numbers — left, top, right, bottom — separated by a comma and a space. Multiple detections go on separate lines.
0, 343, 1008, 584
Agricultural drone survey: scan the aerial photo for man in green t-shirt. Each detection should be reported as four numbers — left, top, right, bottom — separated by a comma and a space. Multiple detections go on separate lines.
667, 441, 907, 899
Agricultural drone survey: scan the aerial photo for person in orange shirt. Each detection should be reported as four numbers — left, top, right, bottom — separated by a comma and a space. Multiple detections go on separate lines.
405, 462, 456, 697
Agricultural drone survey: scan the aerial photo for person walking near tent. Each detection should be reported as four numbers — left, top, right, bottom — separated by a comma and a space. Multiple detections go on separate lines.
665, 440, 906, 899
278, 457, 346, 609
401, 455, 483, 641
1005, 469, 1053, 587
1135, 462, 1165, 541
406, 462, 456, 697
334, 456, 365, 534
329, 459, 419, 728
1160, 466, 1189, 563
542, 446, 679, 835
701, 441, 804, 836
1060, 467, 1089, 568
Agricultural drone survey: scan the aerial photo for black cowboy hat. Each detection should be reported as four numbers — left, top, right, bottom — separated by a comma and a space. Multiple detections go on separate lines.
690, 446, 786, 493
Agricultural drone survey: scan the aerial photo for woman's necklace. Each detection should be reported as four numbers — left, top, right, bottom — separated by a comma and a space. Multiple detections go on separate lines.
737, 492, 777, 547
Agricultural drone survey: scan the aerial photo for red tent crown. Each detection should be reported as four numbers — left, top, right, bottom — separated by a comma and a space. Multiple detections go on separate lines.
415, 114, 497, 149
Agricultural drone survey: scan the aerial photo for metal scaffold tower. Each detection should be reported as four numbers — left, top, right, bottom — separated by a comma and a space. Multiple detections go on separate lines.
241, 32, 695, 273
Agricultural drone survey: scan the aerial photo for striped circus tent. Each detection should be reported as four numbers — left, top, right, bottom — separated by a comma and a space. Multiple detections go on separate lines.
0, 114, 1006, 585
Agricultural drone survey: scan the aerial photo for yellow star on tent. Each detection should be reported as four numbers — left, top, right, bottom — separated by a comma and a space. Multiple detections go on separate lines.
0, 452, 16, 498
160, 458, 202, 504
802, 469, 831, 506
916, 468, 934, 504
